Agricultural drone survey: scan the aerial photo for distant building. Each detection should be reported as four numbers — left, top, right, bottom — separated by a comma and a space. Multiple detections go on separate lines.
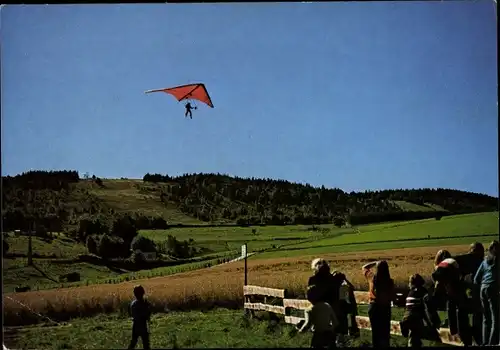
133, 249, 157, 261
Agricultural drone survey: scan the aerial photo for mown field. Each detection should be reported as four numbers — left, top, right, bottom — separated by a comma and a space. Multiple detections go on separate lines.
4, 308, 453, 350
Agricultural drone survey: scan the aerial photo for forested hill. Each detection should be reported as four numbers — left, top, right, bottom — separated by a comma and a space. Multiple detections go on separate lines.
2, 170, 496, 232
143, 173, 497, 225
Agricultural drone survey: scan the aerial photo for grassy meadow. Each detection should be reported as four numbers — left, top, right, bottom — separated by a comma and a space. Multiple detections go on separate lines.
4, 308, 453, 350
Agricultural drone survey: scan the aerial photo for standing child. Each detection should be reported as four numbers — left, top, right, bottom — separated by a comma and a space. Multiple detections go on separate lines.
474, 240, 499, 346
400, 274, 441, 348
129, 285, 152, 350
298, 284, 339, 349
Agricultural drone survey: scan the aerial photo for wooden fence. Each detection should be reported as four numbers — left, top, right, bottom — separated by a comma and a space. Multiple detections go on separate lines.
243, 285, 463, 347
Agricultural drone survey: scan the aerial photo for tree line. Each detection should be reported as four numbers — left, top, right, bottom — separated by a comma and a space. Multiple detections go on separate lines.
143, 172, 497, 225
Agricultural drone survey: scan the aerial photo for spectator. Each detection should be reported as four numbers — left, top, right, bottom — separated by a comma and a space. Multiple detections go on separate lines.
298, 284, 339, 349
308, 259, 344, 328
474, 240, 499, 346
362, 260, 395, 348
128, 285, 152, 350
432, 250, 452, 311
455, 242, 485, 345
400, 274, 440, 348
432, 257, 472, 346
332, 271, 360, 345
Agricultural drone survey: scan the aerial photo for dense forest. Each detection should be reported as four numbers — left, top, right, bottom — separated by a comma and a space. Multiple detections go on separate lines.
2, 170, 497, 233
143, 172, 497, 225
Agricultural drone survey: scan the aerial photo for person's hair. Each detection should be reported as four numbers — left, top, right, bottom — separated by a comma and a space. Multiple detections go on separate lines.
133, 285, 145, 299
311, 258, 330, 275
486, 240, 498, 265
469, 242, 485, 257
409, 274, 425, 289
306, 284, 321, 304
373, 260, 393, 292
434, 249, 452, 266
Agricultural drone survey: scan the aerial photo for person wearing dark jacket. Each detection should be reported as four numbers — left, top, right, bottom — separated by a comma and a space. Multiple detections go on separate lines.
474, 240, 499, 346
400, 274, 441, 347
454, 242, 485, 345
129, 285, 152, 350
432, 258, 472, 346
308, 259, 345, 346
362, 260, 396, 348
308, 259, 344, 308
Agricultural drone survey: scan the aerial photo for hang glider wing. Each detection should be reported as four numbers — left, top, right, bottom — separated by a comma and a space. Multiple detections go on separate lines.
145, 83, 214, 108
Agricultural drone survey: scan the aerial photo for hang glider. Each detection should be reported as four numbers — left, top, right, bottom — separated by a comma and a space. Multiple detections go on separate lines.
145, 83, 214, 108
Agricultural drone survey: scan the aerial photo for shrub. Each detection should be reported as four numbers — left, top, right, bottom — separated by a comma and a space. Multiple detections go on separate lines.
97, 235, 128, 259
131, 235, 157, 253
86, 235, 99, 255
333, 216, 346, 228
59, 272, 81, 283
110, 214, 138, 246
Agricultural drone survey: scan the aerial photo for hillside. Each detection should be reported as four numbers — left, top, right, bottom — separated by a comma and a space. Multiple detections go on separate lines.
2, 170, 497, 231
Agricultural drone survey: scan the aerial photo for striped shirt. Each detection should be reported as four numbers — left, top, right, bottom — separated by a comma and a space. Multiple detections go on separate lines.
405, 287, 427, 315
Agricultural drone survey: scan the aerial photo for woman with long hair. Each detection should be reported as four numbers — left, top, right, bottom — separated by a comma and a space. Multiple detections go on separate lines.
474, 240, 499, 346
362, 260, 395, 347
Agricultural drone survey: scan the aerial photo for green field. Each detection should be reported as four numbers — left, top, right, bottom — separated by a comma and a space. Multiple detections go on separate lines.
4, 308, 450, 350
252, 212, 498, 259
141, 224, 348, 254
4, 211, 497, 293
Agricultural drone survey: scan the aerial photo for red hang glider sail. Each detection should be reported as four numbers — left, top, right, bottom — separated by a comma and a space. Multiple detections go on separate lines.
145, 83, 214, 108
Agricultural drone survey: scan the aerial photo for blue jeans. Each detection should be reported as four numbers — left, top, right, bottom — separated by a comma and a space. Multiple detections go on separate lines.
480, 284, 499, 346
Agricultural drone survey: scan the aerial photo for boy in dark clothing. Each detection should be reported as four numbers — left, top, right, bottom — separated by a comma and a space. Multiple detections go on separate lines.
129, 285, 152, 350
401, 274, 441, 348
299, 284, 339, 349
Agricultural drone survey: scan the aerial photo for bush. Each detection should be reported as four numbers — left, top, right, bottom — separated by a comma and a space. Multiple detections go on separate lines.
86, 235, 99, 255
59, 272, 81, 283
110, 214, 138, 246
77, 217, 109, 242
131, 235, 157, 253
97, 235, 128, 259
333, 216, 346, 228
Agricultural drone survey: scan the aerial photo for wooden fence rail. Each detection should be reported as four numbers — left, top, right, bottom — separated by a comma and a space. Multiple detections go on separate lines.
243, 285, 463, 347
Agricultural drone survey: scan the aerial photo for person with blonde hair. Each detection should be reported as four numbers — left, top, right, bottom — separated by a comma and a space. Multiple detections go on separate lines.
308, 258, 346, 345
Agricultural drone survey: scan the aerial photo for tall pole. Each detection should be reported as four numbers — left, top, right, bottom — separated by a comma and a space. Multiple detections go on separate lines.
243, 243, 248, 286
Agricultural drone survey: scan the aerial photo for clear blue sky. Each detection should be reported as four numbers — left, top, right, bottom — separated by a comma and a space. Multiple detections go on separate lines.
1, 3, 498, 196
